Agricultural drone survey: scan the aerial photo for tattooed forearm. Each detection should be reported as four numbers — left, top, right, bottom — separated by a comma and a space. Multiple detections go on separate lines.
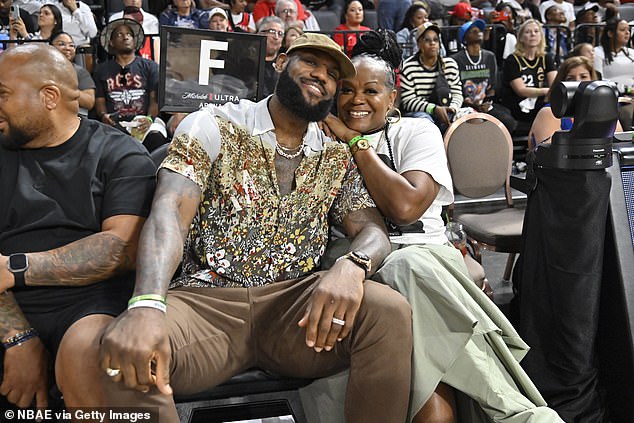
0, 292, 32, 339
26, 232, 132, 287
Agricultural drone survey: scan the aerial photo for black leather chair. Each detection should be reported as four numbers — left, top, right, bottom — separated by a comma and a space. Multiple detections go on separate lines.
175, 370, 312, 423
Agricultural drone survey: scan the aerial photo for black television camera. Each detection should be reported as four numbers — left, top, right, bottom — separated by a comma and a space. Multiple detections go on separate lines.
535, 80, 619, 170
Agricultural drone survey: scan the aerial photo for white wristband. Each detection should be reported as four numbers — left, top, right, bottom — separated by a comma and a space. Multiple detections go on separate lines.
127, 299, 167, 313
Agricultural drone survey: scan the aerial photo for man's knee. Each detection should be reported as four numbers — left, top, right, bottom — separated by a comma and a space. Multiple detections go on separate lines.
55, 315, 113, 393
361, 281, 412, 335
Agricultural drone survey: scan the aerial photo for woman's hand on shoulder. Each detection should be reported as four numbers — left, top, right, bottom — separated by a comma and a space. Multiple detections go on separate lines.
320, 114, 359, 143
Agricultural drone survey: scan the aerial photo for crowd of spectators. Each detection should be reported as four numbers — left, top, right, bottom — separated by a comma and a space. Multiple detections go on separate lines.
0, 0, 632, 420
0, 0, 632, 146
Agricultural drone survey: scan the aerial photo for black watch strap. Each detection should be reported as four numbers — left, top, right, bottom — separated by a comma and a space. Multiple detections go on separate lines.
8, 253, 28, 290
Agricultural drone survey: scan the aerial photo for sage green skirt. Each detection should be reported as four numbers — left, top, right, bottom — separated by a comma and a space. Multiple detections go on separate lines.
299, 243, 563, 422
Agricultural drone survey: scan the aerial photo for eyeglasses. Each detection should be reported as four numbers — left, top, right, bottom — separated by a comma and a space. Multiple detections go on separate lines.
281, 8, 296, 15
422, 37, 439, 44
260, 28, 284, 38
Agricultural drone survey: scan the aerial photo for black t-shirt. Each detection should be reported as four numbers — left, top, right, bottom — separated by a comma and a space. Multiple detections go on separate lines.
93, 56, 159, 122
0, 118, 156, 256
501, 53, 556, 121
0, 119, 156, 349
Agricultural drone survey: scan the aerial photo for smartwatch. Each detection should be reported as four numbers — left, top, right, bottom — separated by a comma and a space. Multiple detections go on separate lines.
8, 253, 28, 290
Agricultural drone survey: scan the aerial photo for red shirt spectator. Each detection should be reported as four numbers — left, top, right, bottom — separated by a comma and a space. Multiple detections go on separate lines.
333, 0, 370, 56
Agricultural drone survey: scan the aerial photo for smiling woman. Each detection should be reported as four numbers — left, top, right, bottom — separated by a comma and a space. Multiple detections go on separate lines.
305, 29, 565, 423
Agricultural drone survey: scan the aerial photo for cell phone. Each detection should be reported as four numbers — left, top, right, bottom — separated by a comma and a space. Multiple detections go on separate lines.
10, 4, 20, 20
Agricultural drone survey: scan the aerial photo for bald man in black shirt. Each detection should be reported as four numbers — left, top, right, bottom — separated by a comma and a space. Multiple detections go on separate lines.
0, 44, 155, 412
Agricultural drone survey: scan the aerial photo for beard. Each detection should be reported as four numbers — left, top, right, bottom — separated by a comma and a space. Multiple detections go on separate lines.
0, 126, 32, 150
275, 67, 334, 122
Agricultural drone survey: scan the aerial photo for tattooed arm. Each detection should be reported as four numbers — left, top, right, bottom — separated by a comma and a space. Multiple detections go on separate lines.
0, 214, 145, 408
100, 169, 202, 394
0, 292, 32, 340
0, 292, 49, 409
0, 214, 146, 292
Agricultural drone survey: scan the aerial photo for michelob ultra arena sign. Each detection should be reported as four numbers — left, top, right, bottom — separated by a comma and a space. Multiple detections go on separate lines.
159, 26, 267, 112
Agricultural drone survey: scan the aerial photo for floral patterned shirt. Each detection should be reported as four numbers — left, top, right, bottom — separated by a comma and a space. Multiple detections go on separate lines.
161, 98, 375, 288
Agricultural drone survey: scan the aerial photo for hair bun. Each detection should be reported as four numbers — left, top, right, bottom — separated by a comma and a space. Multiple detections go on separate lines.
351, 29, 402, 70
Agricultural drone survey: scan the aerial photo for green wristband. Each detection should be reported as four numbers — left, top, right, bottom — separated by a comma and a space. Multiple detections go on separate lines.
128, 294, 166, 306
347, 135, 365, 149
425, 103, 437, 114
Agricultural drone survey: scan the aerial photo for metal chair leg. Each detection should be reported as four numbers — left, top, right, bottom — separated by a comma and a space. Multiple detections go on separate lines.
502, 253, 516, 283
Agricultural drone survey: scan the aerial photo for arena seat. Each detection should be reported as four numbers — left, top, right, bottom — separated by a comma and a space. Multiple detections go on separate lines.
618, 5, 634, 22
444, 113, 525, 283
311, 10, 340, 32
362, 9, 378, 29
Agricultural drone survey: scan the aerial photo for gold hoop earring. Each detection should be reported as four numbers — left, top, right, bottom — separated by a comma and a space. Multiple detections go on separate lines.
385, 108, 401, 125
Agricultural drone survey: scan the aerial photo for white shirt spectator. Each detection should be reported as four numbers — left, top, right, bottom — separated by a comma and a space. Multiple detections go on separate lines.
594, 45, 634, 90
45, 0, 98, 46
109, 9, 159, 35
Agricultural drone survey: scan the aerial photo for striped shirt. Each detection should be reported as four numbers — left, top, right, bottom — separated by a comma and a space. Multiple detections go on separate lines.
400, 55, 464, 113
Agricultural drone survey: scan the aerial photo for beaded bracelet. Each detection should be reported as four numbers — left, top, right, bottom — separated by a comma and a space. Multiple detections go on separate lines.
128, 299, 167, 314
3, 328, 39, 350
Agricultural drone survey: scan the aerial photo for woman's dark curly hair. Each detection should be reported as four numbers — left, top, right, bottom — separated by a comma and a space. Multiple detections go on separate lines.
350, 29, 402, 89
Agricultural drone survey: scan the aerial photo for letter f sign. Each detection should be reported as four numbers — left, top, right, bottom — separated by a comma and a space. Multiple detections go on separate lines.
198, 40, 229, 85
